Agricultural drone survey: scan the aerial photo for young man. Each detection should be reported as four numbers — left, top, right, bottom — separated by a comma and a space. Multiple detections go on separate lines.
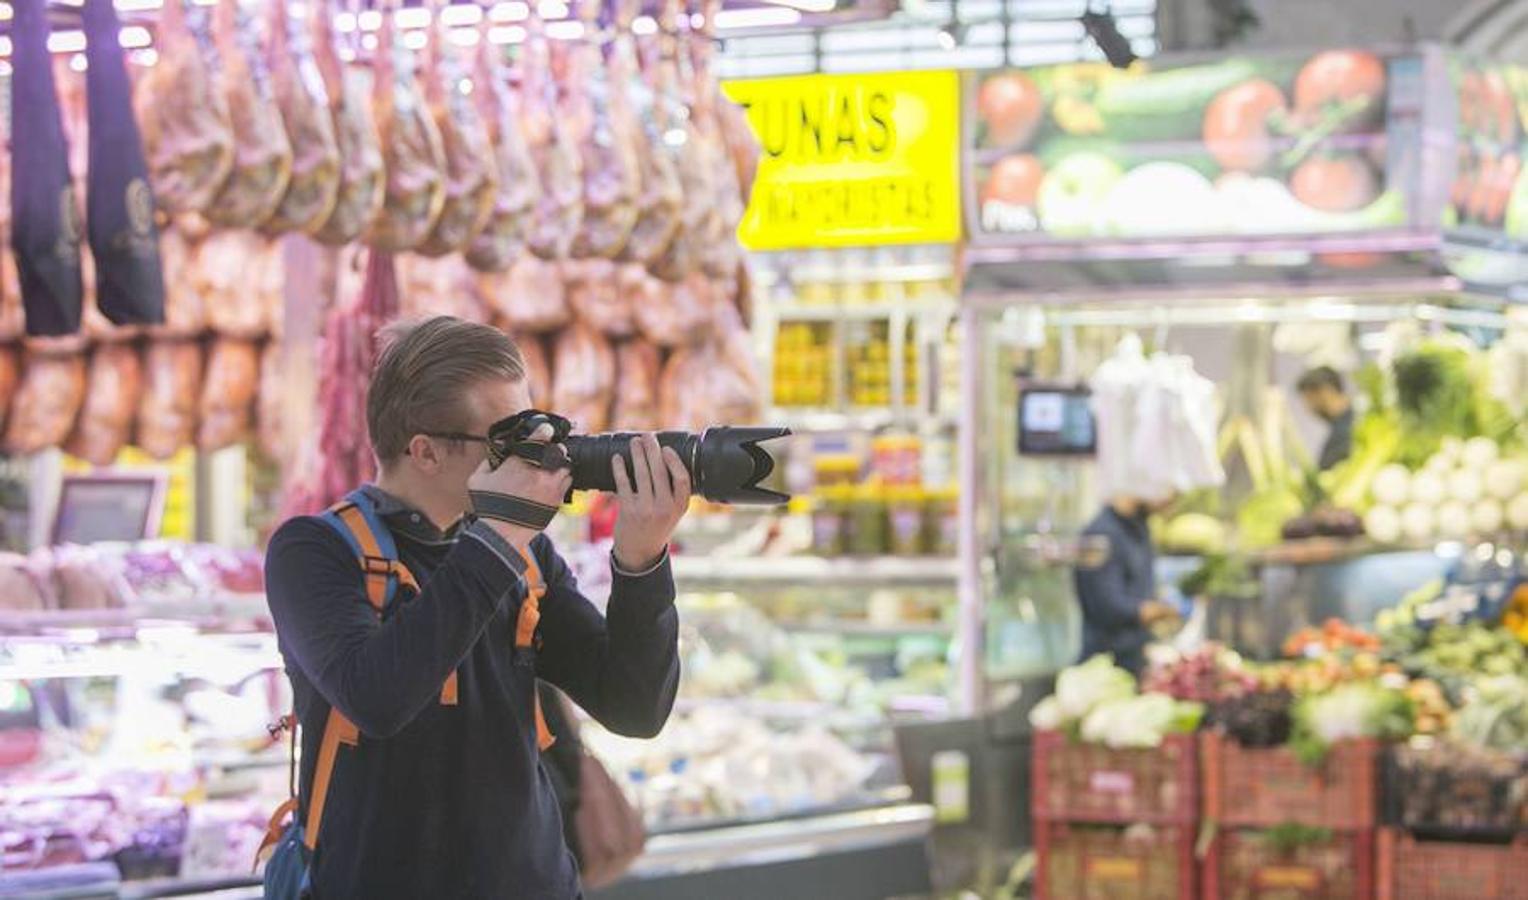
1297, 366, 1355, 471
1074, 493, 1178, 678
265, 316, 688, 898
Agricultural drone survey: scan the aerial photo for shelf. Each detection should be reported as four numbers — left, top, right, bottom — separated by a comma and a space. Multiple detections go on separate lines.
766, 407, 959, 432
774, 619, 953, 639
769, 299, 957, 321
672, 555, 959, 587
766, 264, 955, 285
0, 595, 272, 637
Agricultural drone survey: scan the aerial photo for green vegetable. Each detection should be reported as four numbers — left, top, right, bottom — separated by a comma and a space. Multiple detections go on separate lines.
1091, 59, 1264, 141
1036, 137, 1222, 179
1179, 553, 1257, 600
1387, 341, 1522, 467
1289, 682, 1414, 766
1162, 513, 1229, 556
1450, 676, 1528, 750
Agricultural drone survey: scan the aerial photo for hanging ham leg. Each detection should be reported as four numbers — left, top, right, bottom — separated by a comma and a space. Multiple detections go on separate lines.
643, 0, 713, 282
465, 20, 540, 273
415, 0, 498, 257
311, 0, 385, 246
136, 339, 202, 459
612, 0, 682, 267
10, 0, 84, 337
264, 0, 342, 235
364, 3, 447, 252
133, 0, 234, 215
520, 11, 583, 260
564, 0, 640, 260
198, 337, 261, 451
551, 324, 615, 433
65, 342, 143, 465
6, 349, 86, 455
205, 0, 294, 229
686, 3, 744, 280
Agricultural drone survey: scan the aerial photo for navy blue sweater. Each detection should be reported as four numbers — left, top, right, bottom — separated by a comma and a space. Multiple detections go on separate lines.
264, 487, 680, 899
1074, 506, 1156, 676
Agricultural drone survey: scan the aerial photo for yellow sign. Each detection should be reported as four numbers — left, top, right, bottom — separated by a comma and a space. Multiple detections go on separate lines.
723, 70, 962, 250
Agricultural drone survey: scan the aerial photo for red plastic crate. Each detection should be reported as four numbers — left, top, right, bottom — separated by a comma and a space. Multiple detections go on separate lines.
1033, 820, 1196, 900
1203, 827, 1375, 900
1376, 828, 1528, 900
1031, 730, 1198, 825
1202, 733, 1378, 829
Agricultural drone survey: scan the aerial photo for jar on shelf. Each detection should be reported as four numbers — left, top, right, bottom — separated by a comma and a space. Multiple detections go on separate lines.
810, 485, 853, 556
871, 435, 923, 485
813, 454, 861, 488
887, 485, 928, 556
924, 485, 959, 556
847, 484, 889, 556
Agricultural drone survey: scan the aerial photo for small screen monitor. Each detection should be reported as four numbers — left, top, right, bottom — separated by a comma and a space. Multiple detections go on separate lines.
1018, 386, 1096, 456
52, 474, 165, 545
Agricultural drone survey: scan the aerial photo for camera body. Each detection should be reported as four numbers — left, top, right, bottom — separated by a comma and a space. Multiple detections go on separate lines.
485, 411, 791, 505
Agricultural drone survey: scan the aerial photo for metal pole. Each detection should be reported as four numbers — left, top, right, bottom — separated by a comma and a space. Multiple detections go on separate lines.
955, 303, 985, 716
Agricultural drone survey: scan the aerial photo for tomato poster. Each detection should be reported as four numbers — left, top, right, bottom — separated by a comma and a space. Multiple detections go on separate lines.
723, 71, 962, 251
1447, 56, 1528, 241
966, 50, 1419, 244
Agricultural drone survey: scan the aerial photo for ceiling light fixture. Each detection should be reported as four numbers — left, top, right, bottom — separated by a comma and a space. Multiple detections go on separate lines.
489, 2, 531, 22
713, 6, 801, 29
763, 0, 835, 12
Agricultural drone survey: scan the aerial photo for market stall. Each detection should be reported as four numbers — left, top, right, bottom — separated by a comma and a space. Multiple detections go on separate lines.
955, 43, 1528, 705
946, 43, 1528, 900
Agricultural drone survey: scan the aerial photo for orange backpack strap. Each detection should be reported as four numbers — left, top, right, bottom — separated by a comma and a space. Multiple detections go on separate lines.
303, 707, 359, 850
324, 492, 457, 706
515, 543, 555, 752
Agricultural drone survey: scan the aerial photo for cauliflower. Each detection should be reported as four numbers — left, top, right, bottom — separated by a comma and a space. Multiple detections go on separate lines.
1054, 654, 1137, 721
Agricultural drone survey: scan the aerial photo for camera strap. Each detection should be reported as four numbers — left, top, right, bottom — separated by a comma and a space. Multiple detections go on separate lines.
470, 490, 560, 531
485, 410, 574, 471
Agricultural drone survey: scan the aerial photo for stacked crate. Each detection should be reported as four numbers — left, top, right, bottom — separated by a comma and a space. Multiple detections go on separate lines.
1200, 734, 1378, 899
1375, 744, 1528, 900
1030, 730, 1198, 900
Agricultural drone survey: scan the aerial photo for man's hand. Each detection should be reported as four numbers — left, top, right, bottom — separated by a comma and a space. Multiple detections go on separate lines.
611, 434, 692, 572
1139, 600, 1178, 626
469, 422, 572, 549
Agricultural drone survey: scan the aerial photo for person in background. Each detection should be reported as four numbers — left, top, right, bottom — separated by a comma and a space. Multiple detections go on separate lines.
1074, 493, 1179, 678
1297, 366, 1355, 471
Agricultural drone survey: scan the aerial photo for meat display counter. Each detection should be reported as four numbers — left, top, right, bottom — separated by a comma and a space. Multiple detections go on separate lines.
0, 541, 943, 899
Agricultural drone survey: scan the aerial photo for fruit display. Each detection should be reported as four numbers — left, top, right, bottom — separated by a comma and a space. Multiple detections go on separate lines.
1028, 656, 1204, 750
1282, 618, 1381, 657
1448, 57, 1528, 236
1142, 646, 1259, 704
1393, 619, 1528, 683
969, 49, 1409, 242
1506, 583, 1528, 642
1362, 436, 1526, 545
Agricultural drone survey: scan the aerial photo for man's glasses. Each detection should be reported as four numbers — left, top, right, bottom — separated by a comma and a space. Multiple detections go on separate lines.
406, 432, 490, 456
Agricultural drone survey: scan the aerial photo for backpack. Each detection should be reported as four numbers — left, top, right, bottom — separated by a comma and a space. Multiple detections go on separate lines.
253, 489, 556, 898
545, 689, 647, 889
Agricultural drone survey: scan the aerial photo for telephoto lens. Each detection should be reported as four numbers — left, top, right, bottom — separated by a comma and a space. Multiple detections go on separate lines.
565, 428, 791, 504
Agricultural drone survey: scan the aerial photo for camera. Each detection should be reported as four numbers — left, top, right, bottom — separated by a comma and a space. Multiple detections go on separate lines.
485, 410, 791, 505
